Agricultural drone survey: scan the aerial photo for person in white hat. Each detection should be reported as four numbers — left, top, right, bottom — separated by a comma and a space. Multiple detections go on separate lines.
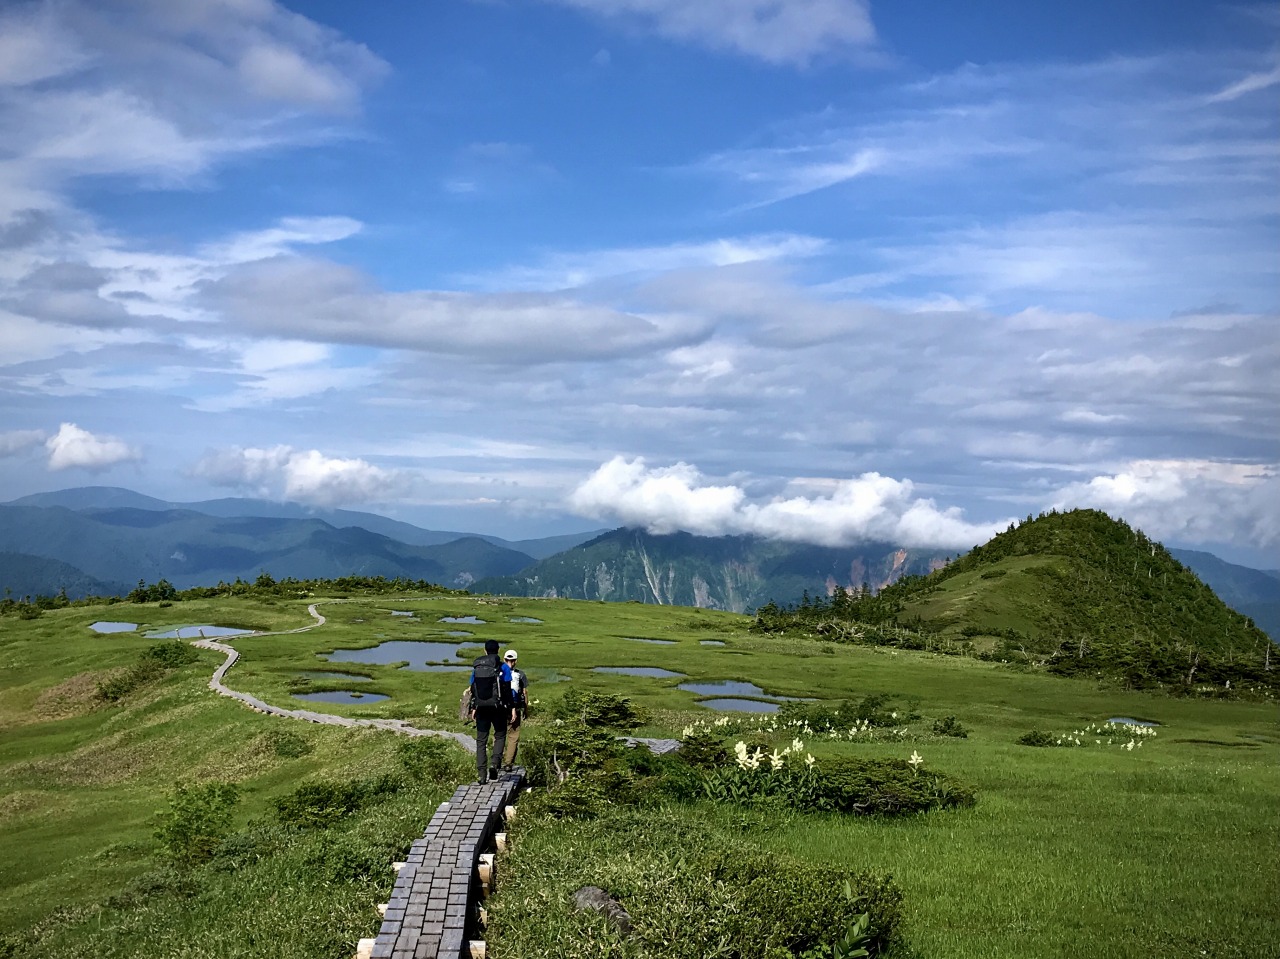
501, 649, 529, 771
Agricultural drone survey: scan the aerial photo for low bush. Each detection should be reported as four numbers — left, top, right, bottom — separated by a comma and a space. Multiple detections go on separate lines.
272, 774, 402, 829
396, 736, 467, 782
490, 806, 905, 959
1017, 730, 1058, 747
263, 729, 314, 758
553, 689, 647, 728
932, 715, 969, 738
155, 781, 240, 866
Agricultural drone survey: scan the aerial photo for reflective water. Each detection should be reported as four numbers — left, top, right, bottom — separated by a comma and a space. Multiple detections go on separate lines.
292, 690, 389, 705
1108, 717, 1161, 726
324, 640, 470, 670
440, 616, 486, 625
510, 617, 543, 624
594, 667, 686, 678
391, 610, 415, 617
298, 671, 373, 683
145, 625, 252, 639
699, 640, 726, 646
622, 637, 676, 645
679, 680, 770, 697
89, 622, 137, 633
699, 699, 779, 713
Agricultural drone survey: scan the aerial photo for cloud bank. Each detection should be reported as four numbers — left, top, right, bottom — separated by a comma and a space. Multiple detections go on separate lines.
570, 456, 1006, 548
193, 445, 405, 507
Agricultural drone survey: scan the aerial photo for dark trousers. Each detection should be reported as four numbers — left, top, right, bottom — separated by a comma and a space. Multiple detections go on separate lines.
474, 706, 509, 780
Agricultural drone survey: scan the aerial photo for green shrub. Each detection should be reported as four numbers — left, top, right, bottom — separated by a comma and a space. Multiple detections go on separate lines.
155, 781, 240, 866
677, 728, 729, 768
1017, 730, 1058, 747
273, 775, 402, 829
490, 807, 904, 959
303, 833, 391, 883
143, 640, 198, 668
397, 736, 466, 782
932, 715, 969, 738
554, 689, 647, 728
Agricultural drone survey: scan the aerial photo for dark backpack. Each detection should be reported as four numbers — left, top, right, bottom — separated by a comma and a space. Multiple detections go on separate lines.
471, 655, 504, 709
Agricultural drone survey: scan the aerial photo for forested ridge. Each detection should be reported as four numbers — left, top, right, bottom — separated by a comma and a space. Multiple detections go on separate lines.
753, 509, 1276, 692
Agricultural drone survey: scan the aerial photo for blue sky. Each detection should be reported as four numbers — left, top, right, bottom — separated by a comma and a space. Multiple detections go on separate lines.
1, 0, 1277, 564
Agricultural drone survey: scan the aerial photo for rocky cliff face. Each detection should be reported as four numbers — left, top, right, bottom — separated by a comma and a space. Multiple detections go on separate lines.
476, 528, 952, 613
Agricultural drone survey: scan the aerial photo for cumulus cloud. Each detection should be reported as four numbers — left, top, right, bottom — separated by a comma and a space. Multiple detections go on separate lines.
44, 422, 142, 471
544, 0, 878, 66
193, 444, 405, 507
0, 429, 47, 456
1052, 460, 1280, 548
570, 456, 1006, 548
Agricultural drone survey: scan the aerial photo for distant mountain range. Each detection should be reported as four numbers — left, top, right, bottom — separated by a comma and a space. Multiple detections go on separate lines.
2, 487, 1276, 643
475, 527, 954, 612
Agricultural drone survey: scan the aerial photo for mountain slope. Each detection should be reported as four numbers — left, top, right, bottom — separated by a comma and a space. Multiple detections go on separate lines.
756, 509, 1275, 689
0, 505, 535, 593
1170, 548, 1280, 641
0, 552, 129, 600
476, 527, 952, 612
6, 487, 600, 559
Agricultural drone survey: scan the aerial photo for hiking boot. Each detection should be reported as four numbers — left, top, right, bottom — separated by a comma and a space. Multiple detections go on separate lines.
489, 767, 499, 781
501, 763, 513, 772
477, 776, 488, 786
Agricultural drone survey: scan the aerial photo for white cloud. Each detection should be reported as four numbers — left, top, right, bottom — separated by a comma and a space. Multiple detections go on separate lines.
192, 444, 405, 506
1207, 65, 1280, 103
570, 456, 1006, 548
1052, 460, 1280, 548
204, 257, 711, 362
544, 0, 877, 66
44, 422, 142, 471
0, 429, 47, 456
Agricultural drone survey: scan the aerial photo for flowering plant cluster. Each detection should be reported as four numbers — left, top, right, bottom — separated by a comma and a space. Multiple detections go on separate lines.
682, 712, 918, 747
1018, 721, 1158, 750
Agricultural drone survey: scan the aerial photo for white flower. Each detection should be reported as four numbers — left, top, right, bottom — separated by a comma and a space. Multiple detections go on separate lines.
805, 753, 816, 767
769, 750, 784, 770
792, 738, 805, 753
908, 751, 924, 770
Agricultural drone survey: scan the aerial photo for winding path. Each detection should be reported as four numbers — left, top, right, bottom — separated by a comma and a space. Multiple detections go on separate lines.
192, 601, 476, 752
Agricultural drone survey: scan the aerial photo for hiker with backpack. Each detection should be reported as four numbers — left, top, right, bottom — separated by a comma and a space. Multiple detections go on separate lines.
469, 639, 517, 784
501, 649, 529, 771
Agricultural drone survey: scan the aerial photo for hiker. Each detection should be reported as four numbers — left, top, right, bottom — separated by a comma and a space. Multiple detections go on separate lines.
470, 639, 516, 784
501, 649, 529, 771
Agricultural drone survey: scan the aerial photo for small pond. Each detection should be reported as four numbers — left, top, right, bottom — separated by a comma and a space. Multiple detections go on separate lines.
1108, 717, 1161, 727
679, 680, 770, 697
510, 617, 543, 624
298, 671, 372, 683
699, 640, 726, 646
324, 640, 470, 670
444, 630, 473, 637
622, 637, 676, 645
440, 616, 486, 625
594, 667, 686, 678
391, 610, 415, 617
90, 622, 137, 633
699, 699, 779, 713
145, 625, 252, 639
292, 690, 389, 705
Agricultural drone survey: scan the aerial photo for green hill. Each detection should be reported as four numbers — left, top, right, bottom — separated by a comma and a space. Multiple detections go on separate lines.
755, 509, 1276, 691
476, 527, 951, 612
0, 552, 129, 601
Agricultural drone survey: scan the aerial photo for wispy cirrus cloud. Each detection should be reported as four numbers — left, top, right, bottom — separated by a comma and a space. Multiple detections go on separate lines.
540, 0, 878, 66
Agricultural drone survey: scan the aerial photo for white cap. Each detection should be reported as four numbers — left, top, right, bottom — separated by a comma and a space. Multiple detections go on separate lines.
504, 649, 518, 661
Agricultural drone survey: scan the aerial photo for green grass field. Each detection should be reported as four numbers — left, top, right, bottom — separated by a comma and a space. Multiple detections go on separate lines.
2, 592, 1277, 957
